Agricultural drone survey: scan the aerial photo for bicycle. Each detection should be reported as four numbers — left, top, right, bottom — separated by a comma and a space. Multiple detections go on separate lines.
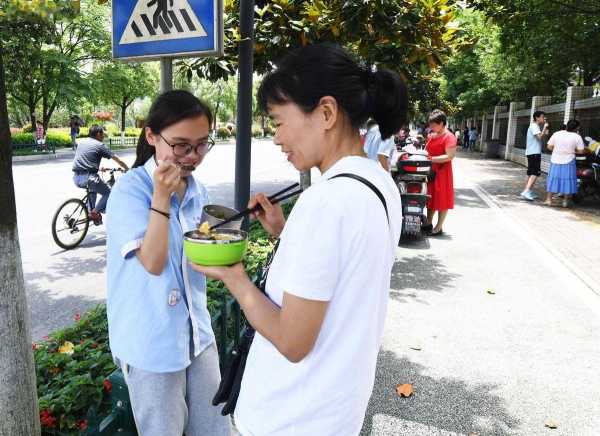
51, 168, 125, 250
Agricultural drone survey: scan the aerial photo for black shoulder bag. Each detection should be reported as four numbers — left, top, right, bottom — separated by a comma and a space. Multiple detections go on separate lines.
212, 173, 388, 416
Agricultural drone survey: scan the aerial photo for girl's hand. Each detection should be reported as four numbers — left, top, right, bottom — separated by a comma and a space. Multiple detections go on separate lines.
153, 159, 181, 200
249, 193, 286, 237
190, 262, 250, 293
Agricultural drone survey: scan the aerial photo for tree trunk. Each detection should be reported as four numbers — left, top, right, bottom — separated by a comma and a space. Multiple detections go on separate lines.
0, 42, 40, 436
121, 98, 127, 147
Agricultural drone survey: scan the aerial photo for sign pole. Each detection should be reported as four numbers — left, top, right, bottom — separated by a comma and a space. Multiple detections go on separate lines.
160, 57, 173, 92
234, 0, 254, 230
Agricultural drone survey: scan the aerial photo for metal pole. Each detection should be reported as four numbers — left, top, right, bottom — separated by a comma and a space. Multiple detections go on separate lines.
234, 0, 254, 230
160, 57, 173, 93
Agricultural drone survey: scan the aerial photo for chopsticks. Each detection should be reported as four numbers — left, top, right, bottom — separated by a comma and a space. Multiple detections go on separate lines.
209, 182, 303, 231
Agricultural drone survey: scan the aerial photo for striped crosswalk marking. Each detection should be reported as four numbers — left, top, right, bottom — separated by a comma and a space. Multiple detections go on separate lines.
119, 0, 207, 45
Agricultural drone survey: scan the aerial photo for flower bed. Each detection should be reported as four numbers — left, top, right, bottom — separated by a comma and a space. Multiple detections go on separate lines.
34, 202, 295, 434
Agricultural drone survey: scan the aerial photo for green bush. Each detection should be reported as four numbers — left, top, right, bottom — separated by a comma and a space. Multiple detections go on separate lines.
229, 126, 236, 138
11, 132, 71, 149
252, 126, 264, 138
98, 123, 117, 137
34, 202, 297, 435
77, 127, 89, 138
47, 132, 73, 148
22, 124, 34, 133
216, 126, 231, 140
34, 306, 115, 434
124, 127, 141, 137
263, 125, 275, 136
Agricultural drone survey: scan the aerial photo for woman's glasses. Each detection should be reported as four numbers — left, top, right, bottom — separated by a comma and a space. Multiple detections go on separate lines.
159, 133, 215, 157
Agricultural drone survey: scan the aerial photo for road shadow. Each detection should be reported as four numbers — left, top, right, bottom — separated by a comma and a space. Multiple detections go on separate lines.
455, 188, 490, 209
361, 350, 519, 435
389, 254, 461, 304
399, 237, 431, 250
26, 280, 102, 339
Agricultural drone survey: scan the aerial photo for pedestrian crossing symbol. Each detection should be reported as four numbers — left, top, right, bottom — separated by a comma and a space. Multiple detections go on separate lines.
112, 0, 223, 60
120, 0, 207, 45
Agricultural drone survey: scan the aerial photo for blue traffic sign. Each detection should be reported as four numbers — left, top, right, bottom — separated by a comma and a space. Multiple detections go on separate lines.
112, 0, 223, 60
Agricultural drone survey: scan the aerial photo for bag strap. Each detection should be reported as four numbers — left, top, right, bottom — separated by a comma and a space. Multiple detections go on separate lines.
329, 173, 389, 223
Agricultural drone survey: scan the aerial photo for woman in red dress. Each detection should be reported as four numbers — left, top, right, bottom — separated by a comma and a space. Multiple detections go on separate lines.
423, 110, 457, 236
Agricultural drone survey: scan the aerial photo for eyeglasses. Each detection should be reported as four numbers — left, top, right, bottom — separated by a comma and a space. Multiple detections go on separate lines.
159, 133, 215, 157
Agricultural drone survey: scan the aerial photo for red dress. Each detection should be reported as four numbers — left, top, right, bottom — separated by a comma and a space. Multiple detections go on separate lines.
426, 131, 457, 211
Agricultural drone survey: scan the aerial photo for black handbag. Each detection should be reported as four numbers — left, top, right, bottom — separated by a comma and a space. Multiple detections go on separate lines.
212, 240, 279, 416
212, 173, 389, 416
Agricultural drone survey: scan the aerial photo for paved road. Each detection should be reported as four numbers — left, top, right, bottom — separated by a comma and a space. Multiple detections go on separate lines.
362, 152, 600, 435
14, 146, 600, 434
13, 139, 298, 339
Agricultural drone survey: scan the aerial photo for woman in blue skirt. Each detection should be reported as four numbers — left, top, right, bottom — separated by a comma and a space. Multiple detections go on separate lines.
544, 119, 585, 207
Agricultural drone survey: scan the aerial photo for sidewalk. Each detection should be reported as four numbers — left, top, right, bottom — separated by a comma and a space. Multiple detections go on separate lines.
459, 151, 600, 295
362, 151, 600, 435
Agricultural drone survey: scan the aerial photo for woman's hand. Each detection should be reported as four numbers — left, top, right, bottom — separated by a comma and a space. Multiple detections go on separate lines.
249, 193, 286, 237
190, 262, 251, 295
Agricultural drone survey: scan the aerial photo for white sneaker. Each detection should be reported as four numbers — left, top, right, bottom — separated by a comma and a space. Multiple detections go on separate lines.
530, 191, 539, 199
520, 191, 534, 201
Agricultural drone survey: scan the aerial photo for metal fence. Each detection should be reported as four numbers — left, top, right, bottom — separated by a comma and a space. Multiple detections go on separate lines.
514, 115, 530, 149
485, 118, 494, 141
576, 106, 600, 140
541, 111, 565, 154
108, 136, 137, 149
497, 118, 508, 144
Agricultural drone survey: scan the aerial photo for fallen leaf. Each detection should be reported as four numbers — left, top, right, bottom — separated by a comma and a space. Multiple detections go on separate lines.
468, 433, 480, 436
486, 289, 496, 295
396, 383, 414, 398
545, 420, 558, 429
409, 345, 422, 351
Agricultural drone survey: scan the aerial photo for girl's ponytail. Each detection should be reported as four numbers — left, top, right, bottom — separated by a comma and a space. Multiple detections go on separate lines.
366, 69, 408, 140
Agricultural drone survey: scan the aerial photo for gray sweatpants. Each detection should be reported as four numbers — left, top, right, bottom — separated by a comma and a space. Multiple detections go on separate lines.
121, 343, 231, 436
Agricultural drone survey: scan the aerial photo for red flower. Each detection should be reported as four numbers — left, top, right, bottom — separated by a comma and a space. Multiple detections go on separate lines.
42, 336, 49, 340
77, 419, 88, 431
74, 313, 81, 321
32, 342, 38, 350
103, 379, 112, 393
40, 409, 56, 428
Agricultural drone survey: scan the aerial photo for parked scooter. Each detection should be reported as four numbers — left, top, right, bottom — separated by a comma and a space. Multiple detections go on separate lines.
392, 142, 432, 239
574, 136, 600, 204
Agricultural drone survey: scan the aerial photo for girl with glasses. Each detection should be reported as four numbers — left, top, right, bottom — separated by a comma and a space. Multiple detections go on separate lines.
105, 90, 230, 435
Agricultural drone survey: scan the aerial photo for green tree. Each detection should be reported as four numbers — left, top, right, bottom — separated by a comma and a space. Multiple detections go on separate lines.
4, 0, 110, 131
93, 61, 158, 138
183, 0, 461, 114
469, 0, 600, 87
0, 2, 81, 433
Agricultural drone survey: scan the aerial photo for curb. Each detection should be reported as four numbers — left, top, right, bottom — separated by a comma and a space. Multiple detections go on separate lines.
12, 147, 138, 164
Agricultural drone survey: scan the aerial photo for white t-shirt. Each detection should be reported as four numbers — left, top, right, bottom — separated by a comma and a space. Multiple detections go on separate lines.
235, 156, 402, 436
548, 130, 585, 164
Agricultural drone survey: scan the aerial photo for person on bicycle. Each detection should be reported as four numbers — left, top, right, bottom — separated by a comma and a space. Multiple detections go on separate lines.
72, 125, 129, 224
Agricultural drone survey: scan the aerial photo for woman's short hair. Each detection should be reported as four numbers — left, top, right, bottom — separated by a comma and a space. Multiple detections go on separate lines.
428, 110, 447, 126
257, 43, 408, 140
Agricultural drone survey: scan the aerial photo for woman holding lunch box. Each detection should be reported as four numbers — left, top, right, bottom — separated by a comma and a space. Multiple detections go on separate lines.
192, 43, 407, 436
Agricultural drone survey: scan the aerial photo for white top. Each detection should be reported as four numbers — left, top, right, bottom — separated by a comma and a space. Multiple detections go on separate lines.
364, 125, 395, 161
235, 156, 402, 436
548, 130, 585, 164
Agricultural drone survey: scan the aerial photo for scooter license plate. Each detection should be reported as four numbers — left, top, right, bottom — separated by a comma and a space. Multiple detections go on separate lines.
407, 206, 422, 213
